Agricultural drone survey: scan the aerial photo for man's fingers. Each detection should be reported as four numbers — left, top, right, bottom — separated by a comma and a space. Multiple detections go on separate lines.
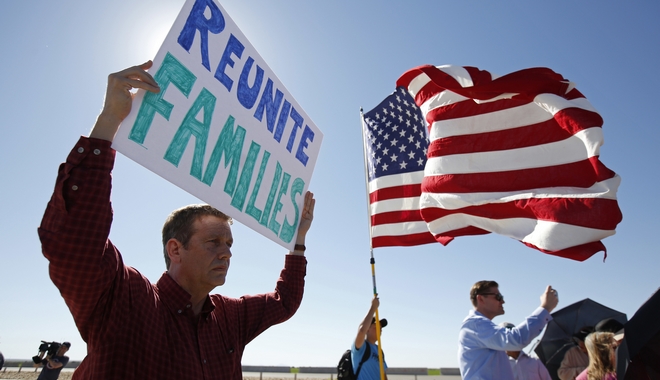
110, 60, 160, 92
124, 77, 160, 93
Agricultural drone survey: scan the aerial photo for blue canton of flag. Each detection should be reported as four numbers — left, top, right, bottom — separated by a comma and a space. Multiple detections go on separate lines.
362, 87, 436, 248
363, 87, 428, 182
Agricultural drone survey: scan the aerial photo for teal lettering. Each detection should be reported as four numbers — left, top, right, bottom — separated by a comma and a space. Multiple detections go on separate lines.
245, 150, 271, 221
230, 141, 260, 211
129, 53, 196, 144
268, 171, 291, 236
260, 162, 282, 227
201, 116, 246, 195
163, 88, 216, 180
279, 177, 304, 243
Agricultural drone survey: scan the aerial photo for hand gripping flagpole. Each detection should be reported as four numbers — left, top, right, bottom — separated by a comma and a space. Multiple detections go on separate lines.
360, 108, 386, 380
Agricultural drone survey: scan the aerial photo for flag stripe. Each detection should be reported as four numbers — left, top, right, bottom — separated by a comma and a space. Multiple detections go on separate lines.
423, 158, 616, 193
420, 197, 622, 230
420, 176, 620, 210
424, 214, 616, 251
426, 128, 604, 175
428, 109, 603, 157
372, 232, 438, 248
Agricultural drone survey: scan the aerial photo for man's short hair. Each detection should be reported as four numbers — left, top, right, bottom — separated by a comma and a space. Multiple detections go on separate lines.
470, 280, 499, 307
162, 205, 232, 269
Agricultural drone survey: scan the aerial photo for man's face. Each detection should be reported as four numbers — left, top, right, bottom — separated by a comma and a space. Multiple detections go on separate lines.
367, 322, 382, 342
178, 215, 233, 291
578, 340, 587, 353
478, 286, 505, 319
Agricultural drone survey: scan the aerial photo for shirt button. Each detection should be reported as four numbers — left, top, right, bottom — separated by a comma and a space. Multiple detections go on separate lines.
72, 185, 79, 191
93, 149, 101, 155
203, 360, 207, 364
178, 310, 182, 314
186, 304, 191, 308
77, 147, 84, 153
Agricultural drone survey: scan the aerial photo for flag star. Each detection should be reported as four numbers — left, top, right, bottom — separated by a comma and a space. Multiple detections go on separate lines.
399, 130, 406, 138
415, 141, 421, 149
406, 109, 412, 117
390, 153, 398, 162
400, 161, 408, 169
382, 163, 389, 171
398, 115, 404, 122
397, 105, 402, 112
382, 147, 389, 155
390, 138, 398, 146
392, 124, 399, 132
399, 144, 407, 153
383, 133, 390, 140
385, 121, 392, 127
376, 142, 382, 150
417, 158, 424, 166
377, 128, 383, 135
408, 135, 415, 143
389, 101, 395, 108
406, 119, 411, 127
408, 151, 415, 160
376, 156, 382, 164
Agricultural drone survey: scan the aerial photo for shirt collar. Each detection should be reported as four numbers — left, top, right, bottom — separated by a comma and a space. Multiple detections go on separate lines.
156, 272, 216, 316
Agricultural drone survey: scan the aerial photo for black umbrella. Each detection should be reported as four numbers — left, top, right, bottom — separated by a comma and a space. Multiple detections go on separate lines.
534, 298, 627, 380
617, 288, 660, 379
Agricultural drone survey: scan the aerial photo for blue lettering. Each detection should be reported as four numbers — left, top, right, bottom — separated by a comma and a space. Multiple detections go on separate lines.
236, 57, 264, 109
295, 125, 314, 166
215, 34, 244, 92
177, 0, 225, 71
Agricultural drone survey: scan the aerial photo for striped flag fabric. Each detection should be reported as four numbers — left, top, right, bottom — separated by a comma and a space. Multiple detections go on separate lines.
362, 87, 436, 248
393, 65, 622, 261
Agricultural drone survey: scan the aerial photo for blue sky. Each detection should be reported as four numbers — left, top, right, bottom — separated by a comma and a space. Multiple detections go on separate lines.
1, 0, 659, 369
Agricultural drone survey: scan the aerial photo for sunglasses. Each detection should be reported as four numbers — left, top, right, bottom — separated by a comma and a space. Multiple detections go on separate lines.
479, 292, 504, 302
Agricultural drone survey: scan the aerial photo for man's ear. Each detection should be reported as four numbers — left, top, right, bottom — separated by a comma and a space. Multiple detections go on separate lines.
166, 238, 183, 265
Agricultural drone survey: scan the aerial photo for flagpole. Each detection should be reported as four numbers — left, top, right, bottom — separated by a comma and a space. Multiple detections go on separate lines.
359, 108, 386, 380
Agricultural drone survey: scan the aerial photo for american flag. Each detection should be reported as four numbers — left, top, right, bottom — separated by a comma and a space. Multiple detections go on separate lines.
362, 87, 436, 247
393, 65, 622, 261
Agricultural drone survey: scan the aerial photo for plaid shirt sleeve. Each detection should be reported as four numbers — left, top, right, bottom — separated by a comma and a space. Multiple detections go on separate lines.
38, 137, 120, 341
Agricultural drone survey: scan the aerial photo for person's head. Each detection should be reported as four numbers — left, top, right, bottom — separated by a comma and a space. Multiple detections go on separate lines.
162, 205, 232, 269
163, 205, 234, 292
367, 317, 387, 344
595, 318, 625, 343
584, 332, 616, 378
57, 342, 70, 356
470, 280, 505, 319
573, 326, 594, 353
500, 322, 521, 359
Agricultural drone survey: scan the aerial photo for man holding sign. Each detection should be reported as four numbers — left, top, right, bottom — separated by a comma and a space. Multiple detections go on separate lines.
39, 61, 315, 380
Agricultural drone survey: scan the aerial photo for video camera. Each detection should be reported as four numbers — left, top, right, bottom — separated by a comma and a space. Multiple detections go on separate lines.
32, 341, 62, 364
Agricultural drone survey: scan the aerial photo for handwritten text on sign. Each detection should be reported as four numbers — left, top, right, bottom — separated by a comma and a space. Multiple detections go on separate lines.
113, 0, 323, 250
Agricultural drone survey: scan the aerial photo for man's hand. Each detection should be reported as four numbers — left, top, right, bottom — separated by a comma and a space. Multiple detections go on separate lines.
90, 61, 161, 142
541, 286, 559, 312
295, 191, 315, 241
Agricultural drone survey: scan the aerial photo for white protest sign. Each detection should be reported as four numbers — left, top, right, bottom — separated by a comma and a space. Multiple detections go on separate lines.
113, 0, 323, 250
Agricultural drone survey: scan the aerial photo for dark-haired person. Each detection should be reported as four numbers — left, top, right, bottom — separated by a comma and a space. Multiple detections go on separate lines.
352, 296, 388, 380
458, 280, 558, 380
559, 326, 594, 380
39, 61, 316, 380
37, 342, 70, 380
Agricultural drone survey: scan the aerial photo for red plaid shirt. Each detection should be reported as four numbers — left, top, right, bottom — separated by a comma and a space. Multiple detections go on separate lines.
39, 137, 306, 380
